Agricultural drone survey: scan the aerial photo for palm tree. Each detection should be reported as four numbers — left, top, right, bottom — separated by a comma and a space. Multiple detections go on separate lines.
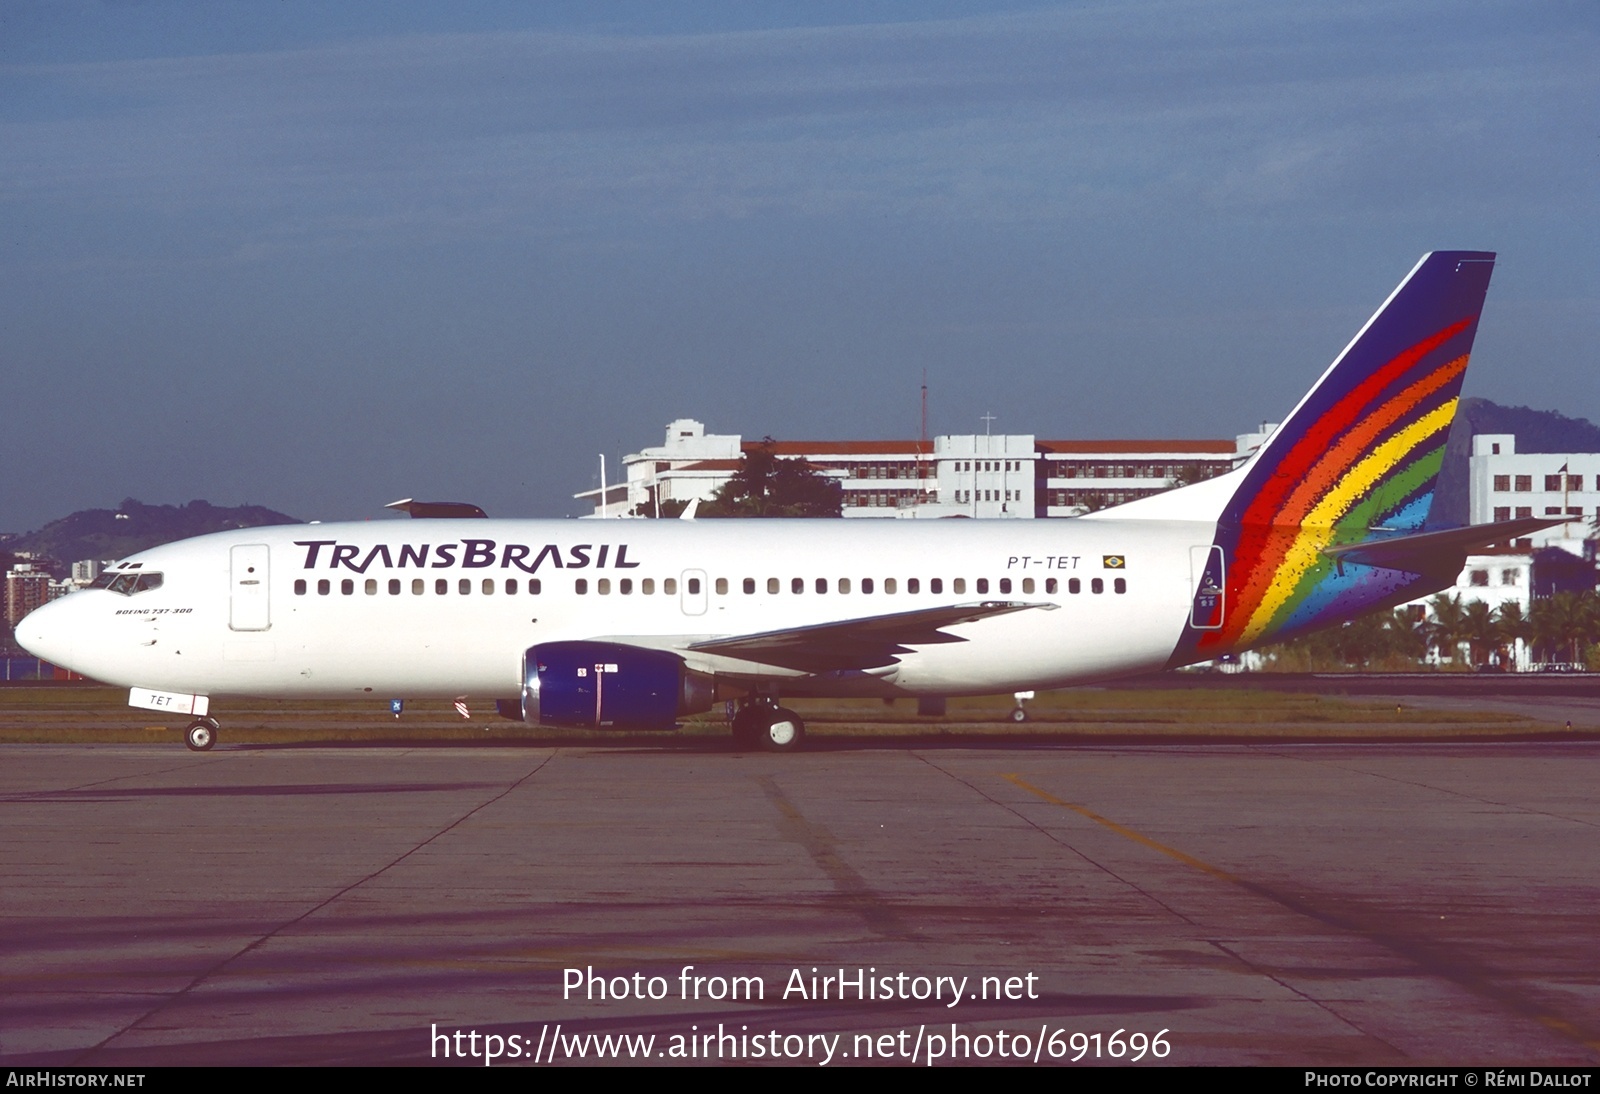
1530, 591, 1598, 665
1423, 593, 1467, 665
1493, 601, 1530, 670
1384, 606, 1427, 664
1332, 611, 1391, 667
1457, 600, 1499, 668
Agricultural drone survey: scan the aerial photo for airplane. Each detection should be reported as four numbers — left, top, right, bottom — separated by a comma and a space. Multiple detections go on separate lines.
16, 250, 1558, 753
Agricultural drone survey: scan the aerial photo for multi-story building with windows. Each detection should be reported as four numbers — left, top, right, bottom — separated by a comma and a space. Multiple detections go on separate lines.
4, 564, 69, 630
577, 419, 1261, 519
1470, 434, 1599, 556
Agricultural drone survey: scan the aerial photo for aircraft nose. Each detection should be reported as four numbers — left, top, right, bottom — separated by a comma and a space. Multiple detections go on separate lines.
14, 599, 75, 668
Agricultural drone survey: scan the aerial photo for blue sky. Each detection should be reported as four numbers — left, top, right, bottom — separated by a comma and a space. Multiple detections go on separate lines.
2, 1, 1595, 529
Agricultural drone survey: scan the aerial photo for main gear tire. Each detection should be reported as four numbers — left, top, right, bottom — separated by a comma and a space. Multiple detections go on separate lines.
759, 707, 806, 753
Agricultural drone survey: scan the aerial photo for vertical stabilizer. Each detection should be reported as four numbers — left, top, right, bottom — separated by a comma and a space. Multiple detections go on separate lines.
1169, 250, 1495, 664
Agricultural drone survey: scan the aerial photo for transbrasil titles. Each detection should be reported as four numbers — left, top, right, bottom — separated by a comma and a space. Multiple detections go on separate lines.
294, 539, 639, 574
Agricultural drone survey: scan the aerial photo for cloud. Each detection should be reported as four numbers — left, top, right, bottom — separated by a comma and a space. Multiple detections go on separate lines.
2, 0, 1592, 268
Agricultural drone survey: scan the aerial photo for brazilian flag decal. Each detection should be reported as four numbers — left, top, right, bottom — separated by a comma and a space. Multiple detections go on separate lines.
1102, 555, 1125, 569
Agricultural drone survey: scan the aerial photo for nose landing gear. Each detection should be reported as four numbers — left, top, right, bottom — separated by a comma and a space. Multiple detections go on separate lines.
1009, 690, 1035, 723
184, 717, 220, 751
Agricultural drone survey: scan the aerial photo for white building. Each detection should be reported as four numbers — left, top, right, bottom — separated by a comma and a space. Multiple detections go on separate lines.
70, 559, 107, 584
577, 419, 1254, 518
1454, 550, 1533, 615
1406, 548, 1534, 670
1035, 437, 1253, 517
1470, 434, 1599, 556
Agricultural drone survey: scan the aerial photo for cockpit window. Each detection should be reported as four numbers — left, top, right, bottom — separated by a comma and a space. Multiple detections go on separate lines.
104, 572, 163, 596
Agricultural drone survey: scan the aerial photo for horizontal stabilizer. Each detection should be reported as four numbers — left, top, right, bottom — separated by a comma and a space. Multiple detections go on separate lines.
689, 601, 1054, 673
1321, 517, 1568, 577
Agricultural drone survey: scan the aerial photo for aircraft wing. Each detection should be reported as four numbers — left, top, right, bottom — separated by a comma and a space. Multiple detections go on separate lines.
1321, 516, 1569, 577
686, 601, 1056, 673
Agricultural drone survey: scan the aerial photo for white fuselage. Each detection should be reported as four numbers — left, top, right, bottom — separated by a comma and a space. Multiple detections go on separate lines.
18, 516, 1218, 703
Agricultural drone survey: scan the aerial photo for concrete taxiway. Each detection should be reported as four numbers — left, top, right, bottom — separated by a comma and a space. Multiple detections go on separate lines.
2, 738, 1599, 1066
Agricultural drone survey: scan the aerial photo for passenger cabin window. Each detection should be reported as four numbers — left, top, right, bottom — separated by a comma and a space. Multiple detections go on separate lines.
294, 579, 307, 595
1114, 577, 1126, 594
815, 578, 828, 594
930, 578, 943, 594
976, 578, 989, 594
953, 578, 966, 594
1091, 578, 1104, 594
318, 579, 331, 595
664, 578, 678, 595
506, 578, 519, 594
413, 579, 425, 595
998, 578, 1011, 594
686, 578, 700, 595
767, 578, 779, 594
884, 578, 897, 594
642, 578, 653, 595
365, 579, 378, 595
598, 578, 611, 594
483, 578, 494, 595
435, 578, 448, 595
838, 578, 851, 593
529, 578, 542, 594
1068, 578, 1081, 594
388, 579, 401, 595
341, 579, 354, 595
743, 578, 755, 594
620, 578, 633, 595
575, 578, 589, 594
907, 578, 920, 594
791, 578, 804, 594
1045, 578, 1058, 594
458, 578, 471, 595
862, 578, 874, 594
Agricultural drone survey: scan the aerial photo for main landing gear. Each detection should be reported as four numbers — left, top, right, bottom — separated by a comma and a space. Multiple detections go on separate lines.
730, 700, 806, 753
184, 717, 219, 751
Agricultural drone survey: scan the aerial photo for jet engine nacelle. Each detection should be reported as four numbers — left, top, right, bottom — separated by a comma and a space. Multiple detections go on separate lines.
499, 641, 714, 729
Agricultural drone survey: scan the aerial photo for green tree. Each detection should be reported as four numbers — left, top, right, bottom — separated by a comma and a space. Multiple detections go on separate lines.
1531, 590, 1600, 664
1492, 601, 1530, 669
1167, 463, 1209, 490
702, 440, 843, 517
629, 486, 689, 519
1457, 600, 1500, 668
1423, 593, 1468, 665
1259, 605, 1424, 671
1383, 606, 1428, 663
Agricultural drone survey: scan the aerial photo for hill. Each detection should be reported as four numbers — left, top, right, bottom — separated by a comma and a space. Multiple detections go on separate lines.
8, 499, 301, 569
1432, 399, 1600, 528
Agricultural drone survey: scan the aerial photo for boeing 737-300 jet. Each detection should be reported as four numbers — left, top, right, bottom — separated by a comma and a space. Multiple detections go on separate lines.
16, 251, 1558, 752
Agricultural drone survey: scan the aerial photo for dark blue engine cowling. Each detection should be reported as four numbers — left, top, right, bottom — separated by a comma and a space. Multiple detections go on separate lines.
500, 641, 714, 729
